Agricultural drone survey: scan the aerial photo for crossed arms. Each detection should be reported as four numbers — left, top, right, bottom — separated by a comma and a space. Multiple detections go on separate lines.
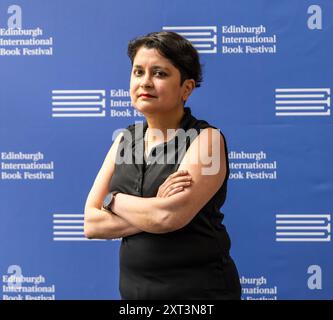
84, 128, 226, 239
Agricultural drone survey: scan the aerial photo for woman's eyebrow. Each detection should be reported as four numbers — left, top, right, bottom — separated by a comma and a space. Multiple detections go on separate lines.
152, 66, 170, 71
133, 64, 170, 71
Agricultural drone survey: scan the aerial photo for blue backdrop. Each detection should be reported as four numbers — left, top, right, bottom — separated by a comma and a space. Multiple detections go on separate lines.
0, 0, 332, 300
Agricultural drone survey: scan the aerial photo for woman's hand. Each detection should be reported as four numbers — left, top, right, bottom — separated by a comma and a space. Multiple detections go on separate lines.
156, 170, 192, 198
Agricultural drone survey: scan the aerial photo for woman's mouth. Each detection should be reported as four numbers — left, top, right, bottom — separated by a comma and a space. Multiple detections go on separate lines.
139, 93, 157, 99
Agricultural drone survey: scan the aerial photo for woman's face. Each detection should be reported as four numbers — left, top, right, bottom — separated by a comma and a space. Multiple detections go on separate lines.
130, 46, 193, 115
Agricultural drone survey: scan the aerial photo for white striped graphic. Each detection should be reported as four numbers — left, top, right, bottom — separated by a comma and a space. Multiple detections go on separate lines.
53, 237, 105, 241
53, 226, 84, 230
275, 88, 331, 117
52, 213, 105, 242
275, 88, 330, 93
275, 94, 325, 98
162, 26, 217, 53
275, 214, 331, 242
52, 90, 106, 117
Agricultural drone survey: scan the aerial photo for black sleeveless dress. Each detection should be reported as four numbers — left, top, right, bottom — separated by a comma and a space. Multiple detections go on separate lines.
108, 107, 241, 300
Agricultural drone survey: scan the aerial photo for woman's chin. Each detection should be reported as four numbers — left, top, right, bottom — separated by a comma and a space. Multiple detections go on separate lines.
134, 102, 159, 114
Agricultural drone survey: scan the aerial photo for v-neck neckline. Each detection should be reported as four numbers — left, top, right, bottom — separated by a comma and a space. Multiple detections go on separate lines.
142, 107, 193, 162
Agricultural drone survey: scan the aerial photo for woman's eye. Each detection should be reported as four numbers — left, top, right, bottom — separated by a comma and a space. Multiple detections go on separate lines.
155, 71, 167, 77
133, 69, 167, 77
133, 69, 143, 76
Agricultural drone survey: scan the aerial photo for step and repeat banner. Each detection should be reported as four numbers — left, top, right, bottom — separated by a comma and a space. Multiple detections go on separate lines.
0, 0, 332, 300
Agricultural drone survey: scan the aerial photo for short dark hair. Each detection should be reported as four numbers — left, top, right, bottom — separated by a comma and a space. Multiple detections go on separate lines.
127, 31, 203, 88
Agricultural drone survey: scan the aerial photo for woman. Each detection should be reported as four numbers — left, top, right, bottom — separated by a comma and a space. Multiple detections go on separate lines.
84, 31, 241, 300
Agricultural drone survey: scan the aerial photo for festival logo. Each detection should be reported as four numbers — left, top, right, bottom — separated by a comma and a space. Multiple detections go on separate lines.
162, 25, 278, 55
275, 88, 330, 117
2, 265, 56, 300
0, 5, 54, 57
275, 213, 331, 242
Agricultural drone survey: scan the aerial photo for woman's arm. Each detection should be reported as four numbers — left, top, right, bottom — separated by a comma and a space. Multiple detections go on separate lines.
84, 131, 143, 239
111, 128, 227, 233
84, 207, 142, 239
84, 131, 193, 239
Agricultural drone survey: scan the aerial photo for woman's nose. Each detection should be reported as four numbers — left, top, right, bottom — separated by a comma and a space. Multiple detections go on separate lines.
140, 73, 153, 88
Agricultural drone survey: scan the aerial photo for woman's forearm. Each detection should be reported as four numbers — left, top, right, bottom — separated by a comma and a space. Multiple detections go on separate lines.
84, 207, 143, 239
111, 193, 172, 234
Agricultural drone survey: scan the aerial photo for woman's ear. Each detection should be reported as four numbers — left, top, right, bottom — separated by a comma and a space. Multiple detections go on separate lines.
182, 79, 196, 101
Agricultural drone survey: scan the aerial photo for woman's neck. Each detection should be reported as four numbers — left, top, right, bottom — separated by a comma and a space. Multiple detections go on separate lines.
144, 107, 185, 143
